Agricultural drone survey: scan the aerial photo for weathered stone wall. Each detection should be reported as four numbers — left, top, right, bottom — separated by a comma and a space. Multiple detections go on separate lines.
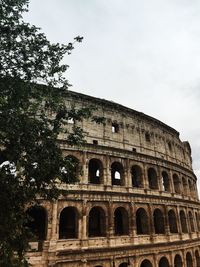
27, 91, 200, 267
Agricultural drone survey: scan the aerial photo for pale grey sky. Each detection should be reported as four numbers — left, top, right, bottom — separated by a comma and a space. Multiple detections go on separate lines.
24, 0, 200, 186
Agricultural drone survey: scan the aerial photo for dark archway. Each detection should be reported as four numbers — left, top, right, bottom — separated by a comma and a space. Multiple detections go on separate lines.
188, 180, 193, 197
136, 208, 149, 234
140, 259, 153, 267
186, 252, 193, 267
195, 212, 200, 231
119, 263, 128, 267
174, 254, 182, 267
59, 207, 78, 239
162, 171, 170, 192
26, 206, 47, 241
168, 209, 178, 233
173, 174, 181, 194
195, 250, 200, 267
153, 209, 165, 234
111, 162, 124, 186
182, 177, 188, 196
131, 165, 143, 188
180, 210, 188, 233
148, 168, 158, 190
88, 207, 106, 237
114, 207, 129, 235
88, 158, 103, 184
188, 211, 195, 232
159, 257, 169, 267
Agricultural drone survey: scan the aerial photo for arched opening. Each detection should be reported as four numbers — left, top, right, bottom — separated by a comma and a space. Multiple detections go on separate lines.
188, 180, 194, 198
174, 254, 182, 267
114, 207, 129, 235
168, 209, 178, 233
173, 174, 181, 194
136, 208, 149, 234
63, 155, 80, 182
195, 212, 200, 231
148, 168, 158, 190
88, 158, 103, 184
119, 263, 128, 267
180, 210, 188, 233
182, 177, 188, 196
111, 162, 124, 186
188, 211, 195, 232
186, 252, 193, 267
153, 209, 165, 234
159, 257, 169, 267
131, 165, 143, 188
88, 207, 106, 237
26, 206, 47, 241
59, 207, 78, 239
162, 171, 170, 192
195, 250, 200, 267
140, 259, 152, 267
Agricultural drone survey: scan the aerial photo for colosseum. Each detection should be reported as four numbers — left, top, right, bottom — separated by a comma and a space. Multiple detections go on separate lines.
27, 91, 200, 267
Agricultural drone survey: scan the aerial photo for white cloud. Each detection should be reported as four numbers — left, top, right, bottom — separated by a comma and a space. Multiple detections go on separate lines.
25, 0, 200, 185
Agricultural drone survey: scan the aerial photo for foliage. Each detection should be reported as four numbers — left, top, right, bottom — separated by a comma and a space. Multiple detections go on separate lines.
0, 0, 101, 266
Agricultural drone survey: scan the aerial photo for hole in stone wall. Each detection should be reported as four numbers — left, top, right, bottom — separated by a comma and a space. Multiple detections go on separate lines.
111, 162, 124, 186
112, 123, 119, 133
88, 159, 103, 184
114, 207, 129, 235
26, 206, 47, 241
145, 132, 151, 142
59, 207, 78, 239
88, 207, 106, 237
131, 165, 143, 188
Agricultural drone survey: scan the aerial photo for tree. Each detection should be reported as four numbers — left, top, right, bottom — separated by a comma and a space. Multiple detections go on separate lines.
0, 1, 102, 266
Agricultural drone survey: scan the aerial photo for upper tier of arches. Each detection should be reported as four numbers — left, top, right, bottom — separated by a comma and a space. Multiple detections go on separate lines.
64, 155, 198, 200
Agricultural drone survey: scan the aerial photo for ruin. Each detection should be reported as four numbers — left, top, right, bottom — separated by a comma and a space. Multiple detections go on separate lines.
27, 91, 200, 267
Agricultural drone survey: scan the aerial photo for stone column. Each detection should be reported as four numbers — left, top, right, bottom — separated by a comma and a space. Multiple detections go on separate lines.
51, 201, 58, 240
82, 151, 88, 184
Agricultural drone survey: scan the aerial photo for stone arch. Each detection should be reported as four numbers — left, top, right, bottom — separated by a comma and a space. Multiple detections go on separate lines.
111, 162, 124, 186
59, 206, 78, 239
136, 208, 149, 234
195, 212, 200, 231
161, 171, 170, 192
131, 165, 143, 188
180, 210, 188, 233
159, 257, 170, 267
64, 155, 80, 182
174, 254, 182, 267
195, 250, 200, 267
182, 177, 188, 196
26, 205, 47, 241
153, 208, 165, 234
186, 251, 193, 267
148, 167, 158, 190
188, 179, 193, 197
188, 211, 195, 232
140, 259, 153, 267
173, 174, 181, 194
168, 209, 178, 233
88, 158, 103, 184
114, 207, 129, 235
88, 206, 106, 237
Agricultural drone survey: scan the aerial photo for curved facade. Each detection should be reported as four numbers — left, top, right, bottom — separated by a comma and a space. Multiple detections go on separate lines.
27, 91, 200, 267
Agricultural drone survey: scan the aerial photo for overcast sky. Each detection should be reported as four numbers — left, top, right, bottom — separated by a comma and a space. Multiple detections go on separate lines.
25, 0, 200, 186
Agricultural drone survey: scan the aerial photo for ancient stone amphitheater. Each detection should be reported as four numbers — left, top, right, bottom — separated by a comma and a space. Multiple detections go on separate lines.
27, 91, 200, 267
